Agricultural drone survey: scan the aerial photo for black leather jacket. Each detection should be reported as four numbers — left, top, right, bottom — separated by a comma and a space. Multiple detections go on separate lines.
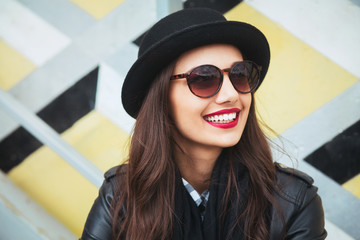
81, 163, 327, 239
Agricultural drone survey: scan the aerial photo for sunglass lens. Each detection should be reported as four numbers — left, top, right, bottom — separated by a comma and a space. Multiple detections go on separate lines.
230, 62, 259, 93
188, 65, 221, 97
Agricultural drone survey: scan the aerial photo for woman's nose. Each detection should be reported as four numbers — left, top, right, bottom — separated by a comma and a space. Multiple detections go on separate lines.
215, 74, 239, 104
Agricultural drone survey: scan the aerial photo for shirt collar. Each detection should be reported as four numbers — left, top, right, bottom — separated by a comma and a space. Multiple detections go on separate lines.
182, 178, 210, 207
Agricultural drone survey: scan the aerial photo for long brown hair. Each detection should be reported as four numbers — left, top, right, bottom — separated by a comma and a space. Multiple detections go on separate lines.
113, 59, 281, 240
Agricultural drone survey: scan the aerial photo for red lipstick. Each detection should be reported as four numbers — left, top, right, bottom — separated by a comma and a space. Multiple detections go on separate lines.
203, 108, 240, 129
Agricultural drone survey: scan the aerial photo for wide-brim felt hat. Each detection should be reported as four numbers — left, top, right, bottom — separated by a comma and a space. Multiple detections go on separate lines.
122, 7, 270, 118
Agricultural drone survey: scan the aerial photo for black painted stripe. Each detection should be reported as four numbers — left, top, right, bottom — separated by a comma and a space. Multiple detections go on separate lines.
305, 119, 360, 184
0, 67, 99, 172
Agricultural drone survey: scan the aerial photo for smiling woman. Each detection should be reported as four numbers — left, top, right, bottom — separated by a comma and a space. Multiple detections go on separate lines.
80, 8, 327, 240
169, 44, 251, 157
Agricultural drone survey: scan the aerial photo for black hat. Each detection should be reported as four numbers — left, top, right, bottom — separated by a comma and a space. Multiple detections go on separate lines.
122, 8, 270, 118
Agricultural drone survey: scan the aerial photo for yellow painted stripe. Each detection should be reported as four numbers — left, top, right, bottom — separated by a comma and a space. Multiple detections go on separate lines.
343, 174, 360, 199
0, 40, 36, 90
225, 3, 358, 136
70, 0, 126, 19
9, 110, 130, 236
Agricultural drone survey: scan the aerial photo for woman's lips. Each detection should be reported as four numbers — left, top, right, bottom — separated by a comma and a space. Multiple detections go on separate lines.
203, 108, 240, 129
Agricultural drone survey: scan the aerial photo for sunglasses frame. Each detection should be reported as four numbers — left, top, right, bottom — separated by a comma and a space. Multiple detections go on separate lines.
170, 60, 262, 98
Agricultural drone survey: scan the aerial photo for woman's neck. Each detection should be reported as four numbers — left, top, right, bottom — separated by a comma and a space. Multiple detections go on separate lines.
174, 145, 222, 194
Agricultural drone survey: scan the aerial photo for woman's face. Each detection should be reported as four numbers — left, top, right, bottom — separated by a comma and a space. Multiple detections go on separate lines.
169, 44, 252, 153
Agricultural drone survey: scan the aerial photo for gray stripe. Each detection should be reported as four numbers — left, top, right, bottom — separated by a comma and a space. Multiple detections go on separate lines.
17, 0, 96, 38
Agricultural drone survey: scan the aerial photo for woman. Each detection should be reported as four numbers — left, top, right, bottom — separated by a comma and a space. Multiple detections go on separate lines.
81, 8, 327, 240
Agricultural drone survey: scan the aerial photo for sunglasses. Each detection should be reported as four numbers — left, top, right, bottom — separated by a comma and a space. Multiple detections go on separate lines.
170, 60, 262, 98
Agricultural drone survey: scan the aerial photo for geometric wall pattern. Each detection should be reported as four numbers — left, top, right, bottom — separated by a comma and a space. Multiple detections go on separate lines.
305, 120, 360, 185
0, 0, 359, 238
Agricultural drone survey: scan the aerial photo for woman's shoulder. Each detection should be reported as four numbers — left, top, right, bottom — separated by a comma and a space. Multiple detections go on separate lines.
104, 165, 124, 181
95, 164, 127, 205
90, 164, 127, 207
274, 162, 318, 207
105, 164, 127, 180
102, 164, 127, 191
271, 162, 327, 239
80, 165, 127, 240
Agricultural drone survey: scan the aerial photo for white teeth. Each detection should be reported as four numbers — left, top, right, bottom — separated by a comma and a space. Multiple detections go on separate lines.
205, 112, 237, 123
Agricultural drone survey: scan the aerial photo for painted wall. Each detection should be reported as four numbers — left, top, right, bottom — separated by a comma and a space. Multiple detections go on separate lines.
0, 0, 359, 238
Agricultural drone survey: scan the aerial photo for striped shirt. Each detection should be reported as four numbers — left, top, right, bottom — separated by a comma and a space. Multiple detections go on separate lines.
182, 178, 210, 221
